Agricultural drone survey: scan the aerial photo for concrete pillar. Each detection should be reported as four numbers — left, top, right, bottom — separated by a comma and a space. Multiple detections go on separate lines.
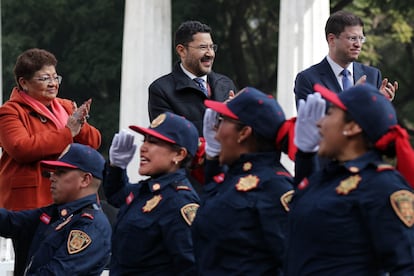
120, 0, 171, 182
277, 0, 330, 173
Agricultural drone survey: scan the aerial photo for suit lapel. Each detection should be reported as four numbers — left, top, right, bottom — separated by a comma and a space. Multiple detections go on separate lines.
353, 63, 365, 84
318, 58, 342, 93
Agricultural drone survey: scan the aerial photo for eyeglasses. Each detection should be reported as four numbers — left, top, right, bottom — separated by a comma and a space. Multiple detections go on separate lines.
185, 44, 218, 52
340, 35, 366, 44
34, 75, 63, 84
214, 114, 244, 129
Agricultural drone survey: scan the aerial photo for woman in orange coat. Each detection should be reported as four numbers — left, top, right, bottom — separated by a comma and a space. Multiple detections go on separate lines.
0, 48, 101, 275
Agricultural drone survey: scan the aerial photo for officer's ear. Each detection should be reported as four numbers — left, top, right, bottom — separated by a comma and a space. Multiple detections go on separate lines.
343, 121, 363, 137
80, 172, 93, 188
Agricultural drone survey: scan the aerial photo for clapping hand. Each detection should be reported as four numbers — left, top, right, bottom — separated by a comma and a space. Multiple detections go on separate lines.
66, 99, 92, 137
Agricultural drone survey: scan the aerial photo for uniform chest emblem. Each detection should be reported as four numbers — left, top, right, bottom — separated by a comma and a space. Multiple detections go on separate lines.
180, 203, 200, 226
55, 215, 73, 231
280, 190, 295, 212
390, 190, 414, 227
67, 230, 91, 254
336, 175, 361, 195
235, 175, 259, 191
142, 195, 162, 213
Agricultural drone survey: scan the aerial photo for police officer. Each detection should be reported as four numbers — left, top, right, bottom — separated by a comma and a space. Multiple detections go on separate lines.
192, 87, 295, 275
286, 84, 414, 275
104, 112, 200, 275
0, 143, 111, 275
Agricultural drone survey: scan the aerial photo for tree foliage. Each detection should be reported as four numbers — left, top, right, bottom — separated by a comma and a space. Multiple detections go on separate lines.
2, 0, 414, 155
2, 0, 125, 155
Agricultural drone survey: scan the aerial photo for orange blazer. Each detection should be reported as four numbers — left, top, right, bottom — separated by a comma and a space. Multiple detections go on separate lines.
0, 88, 101, 210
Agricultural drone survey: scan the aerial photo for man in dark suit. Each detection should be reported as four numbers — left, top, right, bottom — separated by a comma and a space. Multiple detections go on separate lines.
148, 20, 237, 136
294, 10, 398, 106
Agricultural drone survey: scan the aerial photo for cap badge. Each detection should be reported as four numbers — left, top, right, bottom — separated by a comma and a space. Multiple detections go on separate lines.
243, 162, 252, 171
390, 190, 414, 227
150, 113, 166, 128
336, 175, 361, 195
280, 190, 294, 212
235, 175, 259, 192
67, 230, 91, 254
142, 195, 162, 213
180, 203, 200, 226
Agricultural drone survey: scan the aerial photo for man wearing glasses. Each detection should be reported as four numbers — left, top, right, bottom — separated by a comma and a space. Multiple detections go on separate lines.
294, 10, 398, 105
148, 21, 237, 188
148, 20, 237, 136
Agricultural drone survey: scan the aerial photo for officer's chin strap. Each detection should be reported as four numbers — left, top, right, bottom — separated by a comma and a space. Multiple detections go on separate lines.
375, 125, 414, 188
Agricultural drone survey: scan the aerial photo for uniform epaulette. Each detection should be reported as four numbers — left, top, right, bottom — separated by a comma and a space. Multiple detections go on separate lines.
81, 212, 94, 220
173, 182, 192, 191
376, 164, 394, 172
276, 171, 292, 177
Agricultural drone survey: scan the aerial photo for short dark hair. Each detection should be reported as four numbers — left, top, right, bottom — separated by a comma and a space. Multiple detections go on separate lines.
174, 20, 212, 47
13, 48, 57, 89
325, 11, 364, 39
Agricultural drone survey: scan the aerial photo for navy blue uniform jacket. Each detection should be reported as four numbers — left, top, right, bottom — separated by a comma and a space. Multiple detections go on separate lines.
0, 194, 111, 275
287, 151, 414, 275
104, 166, 200, 275
192, 152, 294, 275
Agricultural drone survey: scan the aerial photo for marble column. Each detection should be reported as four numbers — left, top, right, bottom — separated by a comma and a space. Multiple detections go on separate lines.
120, 0, 171, 182
277, 0, 330, 173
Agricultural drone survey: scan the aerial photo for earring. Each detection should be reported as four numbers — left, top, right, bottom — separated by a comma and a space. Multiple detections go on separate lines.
173, 160, 178, 165
342, 130, 348, 136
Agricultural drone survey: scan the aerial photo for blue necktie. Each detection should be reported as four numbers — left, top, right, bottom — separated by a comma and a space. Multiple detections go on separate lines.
341, 69, 352, 90
194, 78, 208, 96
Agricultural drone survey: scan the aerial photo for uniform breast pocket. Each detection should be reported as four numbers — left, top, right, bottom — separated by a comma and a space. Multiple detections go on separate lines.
115, 212, 160, 263
315, 197, 357, 240
208, 194, 255, 234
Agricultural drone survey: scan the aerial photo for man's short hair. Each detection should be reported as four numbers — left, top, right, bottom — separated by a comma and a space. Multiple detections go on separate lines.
174, 20, 212, 47
325, 11, 364, 38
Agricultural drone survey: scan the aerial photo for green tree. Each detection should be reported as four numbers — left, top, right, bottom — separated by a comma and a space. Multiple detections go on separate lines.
1, 0, 125, 156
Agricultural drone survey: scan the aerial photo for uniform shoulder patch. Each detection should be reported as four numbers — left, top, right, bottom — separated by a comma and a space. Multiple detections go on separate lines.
390, 190, 414, 227
280, 190, 294, 212
67, 230, 92, 254
235, 175, 259, 192
180, 203, 200, 226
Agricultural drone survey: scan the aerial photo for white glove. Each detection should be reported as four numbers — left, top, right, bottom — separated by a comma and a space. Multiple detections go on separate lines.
109, 129, 137, 169
294, 93, 326, 152
203, 108, 221, 157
